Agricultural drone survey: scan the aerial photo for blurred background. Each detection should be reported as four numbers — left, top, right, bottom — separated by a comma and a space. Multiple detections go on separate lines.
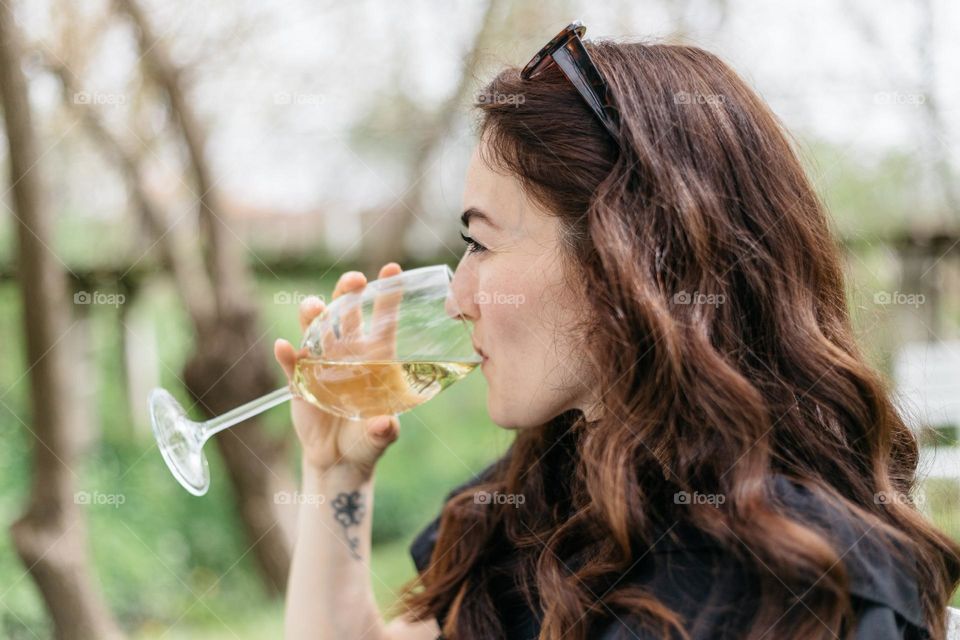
0, 0, 958, 637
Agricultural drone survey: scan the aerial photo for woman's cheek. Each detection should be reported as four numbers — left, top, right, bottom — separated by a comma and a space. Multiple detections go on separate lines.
496, 295, 544, 403
489, 277, 529, 337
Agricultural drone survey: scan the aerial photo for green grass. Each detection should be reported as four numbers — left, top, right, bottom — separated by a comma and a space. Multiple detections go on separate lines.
132, 602, 284, 639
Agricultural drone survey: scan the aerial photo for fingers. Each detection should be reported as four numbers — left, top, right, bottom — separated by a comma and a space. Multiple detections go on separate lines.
371, 262, 403, 348
340, 297, 364, 338
332, 271, 367, 300
366, 414, 400, 450
299, 296, 326, 334
274, 338, 297, 379
377, 262, 402, 279
333, 271, 367, 339
321, 265, 403, 355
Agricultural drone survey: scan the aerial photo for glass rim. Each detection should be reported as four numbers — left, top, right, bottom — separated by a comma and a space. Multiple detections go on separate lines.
327, 263, 454, 300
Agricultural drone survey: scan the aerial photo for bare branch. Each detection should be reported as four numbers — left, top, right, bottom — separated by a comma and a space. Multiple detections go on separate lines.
39, 50, 218, 327
114, 0, 248, 316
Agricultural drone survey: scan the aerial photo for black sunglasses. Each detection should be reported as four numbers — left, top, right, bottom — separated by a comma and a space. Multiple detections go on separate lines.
521, 21, 619, 145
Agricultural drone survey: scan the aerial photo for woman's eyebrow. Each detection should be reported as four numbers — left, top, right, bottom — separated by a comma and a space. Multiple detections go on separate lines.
460, 207, 500, 230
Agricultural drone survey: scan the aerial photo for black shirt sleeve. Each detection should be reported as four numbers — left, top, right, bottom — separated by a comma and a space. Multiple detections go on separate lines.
594, 477, 935, 640
593, 600, 927, 640
409, 514, 441, 575
851, 598, 926, 640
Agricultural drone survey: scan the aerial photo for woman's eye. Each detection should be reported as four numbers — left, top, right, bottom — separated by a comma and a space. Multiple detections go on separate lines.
459, 231, 487, 254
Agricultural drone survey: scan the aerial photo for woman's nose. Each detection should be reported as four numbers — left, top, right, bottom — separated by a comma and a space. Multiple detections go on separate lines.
445, 261, 479, 322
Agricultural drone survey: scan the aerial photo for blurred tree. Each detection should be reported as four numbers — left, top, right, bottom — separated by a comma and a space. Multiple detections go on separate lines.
362, 0, 501, 271
0, 2, 124, 638
843, 0, 958, 221
110, 0, 296, 595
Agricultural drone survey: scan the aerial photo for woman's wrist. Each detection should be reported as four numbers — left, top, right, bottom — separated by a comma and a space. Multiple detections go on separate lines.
299, 457, 374, 563
301, 456, 374, 490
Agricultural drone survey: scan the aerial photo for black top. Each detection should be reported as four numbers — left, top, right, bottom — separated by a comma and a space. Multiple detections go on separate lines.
409, 464, 930, 640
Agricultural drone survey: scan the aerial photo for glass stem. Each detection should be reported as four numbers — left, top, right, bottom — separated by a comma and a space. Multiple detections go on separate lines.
199, 386, 294, 441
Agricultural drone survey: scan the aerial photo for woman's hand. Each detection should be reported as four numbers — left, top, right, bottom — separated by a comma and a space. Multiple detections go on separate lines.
274, 263, 403, 478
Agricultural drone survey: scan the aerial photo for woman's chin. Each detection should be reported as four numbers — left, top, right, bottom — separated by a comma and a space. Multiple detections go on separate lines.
487, 400, 521, 430
487, 400, 545, 431
489, 415, 521, 430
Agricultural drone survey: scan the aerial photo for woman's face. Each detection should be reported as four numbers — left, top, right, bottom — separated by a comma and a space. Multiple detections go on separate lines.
449, 142, 598, 429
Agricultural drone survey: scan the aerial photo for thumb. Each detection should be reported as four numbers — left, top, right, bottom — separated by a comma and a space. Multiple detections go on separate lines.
365, 414, 400, 450
273, 338, 296, 379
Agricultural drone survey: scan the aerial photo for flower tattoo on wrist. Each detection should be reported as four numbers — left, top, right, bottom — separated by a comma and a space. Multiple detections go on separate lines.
332, 491, 365, 560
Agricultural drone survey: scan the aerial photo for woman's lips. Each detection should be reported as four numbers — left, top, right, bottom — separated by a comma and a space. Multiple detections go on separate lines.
472, 342, 488, 365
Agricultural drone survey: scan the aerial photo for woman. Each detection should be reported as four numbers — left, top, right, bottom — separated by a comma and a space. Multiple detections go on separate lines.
276, 23, 960, 640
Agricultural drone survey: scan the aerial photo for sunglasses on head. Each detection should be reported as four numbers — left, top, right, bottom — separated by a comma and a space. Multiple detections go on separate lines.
521, 21, 620, 145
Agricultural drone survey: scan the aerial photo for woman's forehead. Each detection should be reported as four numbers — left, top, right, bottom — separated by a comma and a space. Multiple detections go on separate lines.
463, 146, 553, 232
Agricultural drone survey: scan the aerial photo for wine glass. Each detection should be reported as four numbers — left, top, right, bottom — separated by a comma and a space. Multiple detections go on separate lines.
149, 264, 480, 496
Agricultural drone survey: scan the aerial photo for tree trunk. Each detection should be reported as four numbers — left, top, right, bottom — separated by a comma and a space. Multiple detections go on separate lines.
182, 307, 294, 595
49, 42, 297, 594
0, 3, 124, 638
363, 0, 502, 271
113, 0, 295, 594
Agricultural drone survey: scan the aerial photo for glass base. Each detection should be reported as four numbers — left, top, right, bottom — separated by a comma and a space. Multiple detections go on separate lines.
149, 388, 210, 496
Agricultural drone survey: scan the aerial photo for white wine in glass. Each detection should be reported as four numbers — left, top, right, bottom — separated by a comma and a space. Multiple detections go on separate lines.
292, 359, 479, 419
149, 264, 481, 495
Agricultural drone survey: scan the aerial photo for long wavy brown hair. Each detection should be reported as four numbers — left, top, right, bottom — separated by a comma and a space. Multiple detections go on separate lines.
395, 38, 960, 640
